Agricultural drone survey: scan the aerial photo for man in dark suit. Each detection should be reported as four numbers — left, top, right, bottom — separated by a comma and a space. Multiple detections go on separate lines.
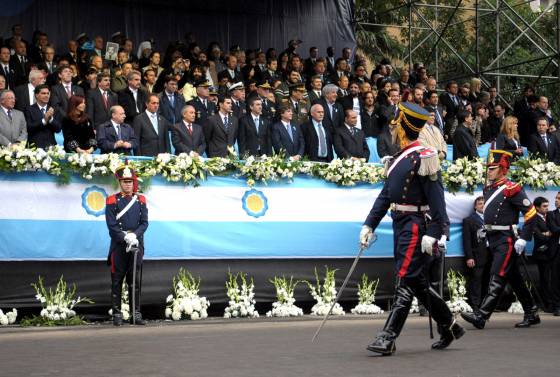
425, 90, 445, 134
24, 84, 62, 149
376, 124, 399, 159
271, 105, 304, 159
171, 104, 206, 156
547, 192, 560, 316
462, 196, 491, 311
238, 96, 272, 157
313, 84, 344, 136
300, 103, 334, 162
50, 66, 85, 117
257, 57, 280, 85
96, 105, 138, 155
439, 81, 460, 140
229, 82, 247, 119
9, 41, 29, 87
14, 69, 45, 114
0, 47, 16, 90
532, 196, 554, 312
307, 75, 323, 104
203, 95, 238, 157
217, 55, 243, 85
333, 109, 370, 161
528, 117, 560, 162
87, 73, 118, 129
186, 81, 217, 125
118, 70, 148, 124
303, 47, 319, 78
453, 110, 479, 160
132, 94, 170, 157
159, 75, 185, 126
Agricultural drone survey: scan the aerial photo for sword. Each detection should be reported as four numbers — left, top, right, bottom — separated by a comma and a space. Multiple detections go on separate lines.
129, 244, 139, 325
312, 235, 377, 342
518, 253, 545, 310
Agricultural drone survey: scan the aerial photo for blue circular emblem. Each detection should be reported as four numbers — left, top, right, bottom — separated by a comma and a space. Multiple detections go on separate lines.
242, 189, 268, 218
81, 186, 108, 217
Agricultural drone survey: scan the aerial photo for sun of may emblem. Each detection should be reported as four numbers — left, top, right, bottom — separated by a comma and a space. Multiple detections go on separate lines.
81, 186, 108, 216
242, 189, 268, 218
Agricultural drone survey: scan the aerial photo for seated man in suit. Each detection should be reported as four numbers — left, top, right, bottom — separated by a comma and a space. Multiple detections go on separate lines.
462, 196, 491, 311
0, 89, 27, 147
96, 105, 137, 155
87, 73, 118, 129
238, 96, 272, 157
333, 109, 370, 160
528, 117, 560, 163
159, 75, 185, 126
271, 105, 304, 160
118, 70, 147, 124
50, 65, 85, 117
132, 94, 170, 157
300, 103, 334, 162
25, 84, 62, 149
203, 95, 239, 158
171, 104, 206, 156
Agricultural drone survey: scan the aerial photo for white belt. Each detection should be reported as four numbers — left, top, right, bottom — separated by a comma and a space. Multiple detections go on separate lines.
485, 224, 517, 231
390, 204, 429, 212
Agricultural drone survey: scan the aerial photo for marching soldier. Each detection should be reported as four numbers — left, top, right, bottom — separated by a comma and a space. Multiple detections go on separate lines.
360, 102, 465, 355
279, 83, 310, 126
106, 162, 149, 326
461, 150, 540, 329
186, 80, 217, 125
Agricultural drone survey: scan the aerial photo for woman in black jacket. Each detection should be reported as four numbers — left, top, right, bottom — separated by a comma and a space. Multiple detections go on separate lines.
495, 115, 523, 159
62, 95, 97, 153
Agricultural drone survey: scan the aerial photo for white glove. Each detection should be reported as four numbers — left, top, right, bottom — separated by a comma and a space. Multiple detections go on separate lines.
124, 232, 137, 245
514, 239, 527, 255
421, 235, 437, 255
360, 225, 374, 248
438, 235, 447, 253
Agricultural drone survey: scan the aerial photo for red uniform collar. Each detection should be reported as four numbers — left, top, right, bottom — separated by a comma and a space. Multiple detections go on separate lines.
401, 140, 421, 152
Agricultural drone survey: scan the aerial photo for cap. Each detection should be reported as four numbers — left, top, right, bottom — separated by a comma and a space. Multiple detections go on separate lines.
487, 149, 513, 171
75, 33, 87, 41
195, 80, 211, 88
115, 160, 140, 192
111, 31, 123, 39
289, 83, 306, 93
395, 102, 430, 140
258, 81, 273, 90
228, 82, 244, 92
288, 39, 303, 46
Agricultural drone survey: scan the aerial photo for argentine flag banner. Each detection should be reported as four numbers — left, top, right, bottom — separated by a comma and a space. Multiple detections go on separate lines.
0, 172, 551, 260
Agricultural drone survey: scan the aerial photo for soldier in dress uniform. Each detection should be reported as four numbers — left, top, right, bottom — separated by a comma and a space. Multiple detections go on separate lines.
461, 150, 540, 329
360, 102, 465, 355
228, 81, 247, 119
105, 162, 149, 326
279, 83, 310, 126
186, 80, 217, 125
254, 81, 276, 123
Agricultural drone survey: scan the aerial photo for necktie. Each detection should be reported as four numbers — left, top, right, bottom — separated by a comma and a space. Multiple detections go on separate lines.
103, 91, 109, 109
224, 116, 229, 130
7, 109, 12, 121
255, 118, 260, 134
543, 135, 548, 149
116, 124, 122, 139
287, 124, 293, 141
65, 85, 71, 98
151, 114, 158, 134
41, 107, 46, 116
169, 95, 174, 107
187, 123, 192, 135
318, 123, 326, 156
294, 102, 299, 114
2, 65, 7, 76
203, 99, 207, 109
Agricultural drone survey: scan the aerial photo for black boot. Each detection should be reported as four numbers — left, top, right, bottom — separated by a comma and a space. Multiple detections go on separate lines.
515, 306, 540, 328
128, 285, 146, 325
461, 275, 506, 329
111, 275, 124, 326
432, 320, 466, 350
130, 311, 146, 325
367, 283, 414, 356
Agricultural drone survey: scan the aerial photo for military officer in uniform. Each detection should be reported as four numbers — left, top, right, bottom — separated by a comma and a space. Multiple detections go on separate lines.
461, 150, 540, 329
105, 162, 149, 326
228, 81, 247, 119
360, 102, 465, 355
254, 81, 276, 123
279, 83, 310, 126
186, 80, 217, 125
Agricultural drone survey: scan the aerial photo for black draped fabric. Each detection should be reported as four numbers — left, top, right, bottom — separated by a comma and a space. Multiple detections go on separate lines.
0, 0, 356, 56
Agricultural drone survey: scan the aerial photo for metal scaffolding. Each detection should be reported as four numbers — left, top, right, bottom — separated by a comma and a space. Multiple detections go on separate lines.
356, 0, 560, 109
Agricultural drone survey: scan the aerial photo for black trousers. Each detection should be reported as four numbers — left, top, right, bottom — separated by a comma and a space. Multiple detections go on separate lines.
467, 262, 491, 309
551, 252, 560, 310
110, 247, 142, 313
536, 259, 554, 309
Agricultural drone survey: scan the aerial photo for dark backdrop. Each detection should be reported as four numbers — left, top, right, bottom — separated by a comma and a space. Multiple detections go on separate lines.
0, 0, 356, 57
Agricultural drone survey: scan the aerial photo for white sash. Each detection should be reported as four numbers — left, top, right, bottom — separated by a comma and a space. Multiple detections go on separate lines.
483, 185, 506, 213
387, 145, 424, 177
116, 195, 137, 220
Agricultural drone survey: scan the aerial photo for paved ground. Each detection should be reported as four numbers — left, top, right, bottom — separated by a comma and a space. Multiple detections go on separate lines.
1, 313, 559, 377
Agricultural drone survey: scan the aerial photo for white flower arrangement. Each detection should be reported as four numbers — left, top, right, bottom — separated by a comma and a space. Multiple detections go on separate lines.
446, 270, 473, 313
66, 152, 122, 180
307, 266, 345, 316
311, 158, 385, 186
165, 268, 209, 321
511, 157, 560, 189
0, 145, 65, 176
351, 274, 384, 315
108, 281, 130, 321
236, 153, 302, 187
0, 308, 17, 326
442, 157, 485, 193
266, 276, 303, 317
25, 275, 93, 326
409, 297, 420, 313
224, 271, 259, 318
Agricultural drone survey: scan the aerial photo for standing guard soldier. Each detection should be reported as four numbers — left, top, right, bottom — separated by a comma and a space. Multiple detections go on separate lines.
461, 150, 540, 329
360, 102, 465, 356
279, 83, 310, 126
106, 162, 149, 326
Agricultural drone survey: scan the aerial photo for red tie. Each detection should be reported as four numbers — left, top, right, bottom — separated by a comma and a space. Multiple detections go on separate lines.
103, 91, 109, 109
187, 123, 192, 135
65, 85, 72, 98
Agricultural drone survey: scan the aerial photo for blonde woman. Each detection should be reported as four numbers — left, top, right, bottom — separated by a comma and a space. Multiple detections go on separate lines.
495, 115, 523, 158
469, 77, 482, 103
